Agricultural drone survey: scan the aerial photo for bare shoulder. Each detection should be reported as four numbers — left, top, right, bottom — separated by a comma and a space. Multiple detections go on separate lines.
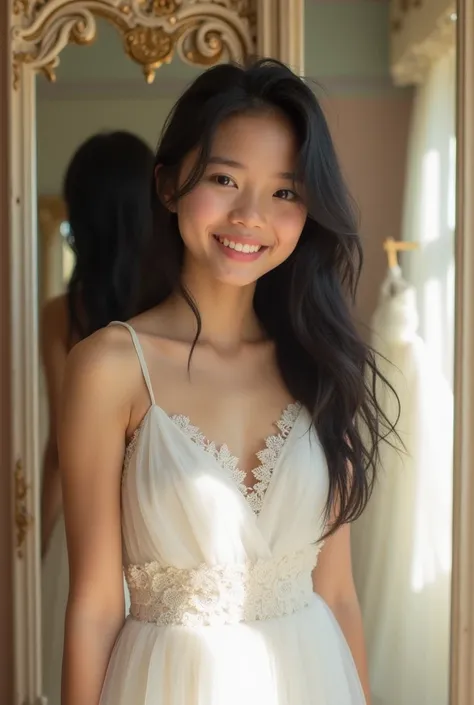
65, 324, 143, 409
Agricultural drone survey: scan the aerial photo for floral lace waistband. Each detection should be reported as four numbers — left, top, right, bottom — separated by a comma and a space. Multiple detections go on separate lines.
125, 546, 319, 628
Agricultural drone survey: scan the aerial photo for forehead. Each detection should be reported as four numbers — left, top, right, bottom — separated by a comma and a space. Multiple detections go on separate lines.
210, 111, 299, 168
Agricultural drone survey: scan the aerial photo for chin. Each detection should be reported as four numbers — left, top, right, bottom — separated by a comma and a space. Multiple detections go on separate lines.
208, 252, 272, 287
211, 266, 260, 289
215, 273, 258, 289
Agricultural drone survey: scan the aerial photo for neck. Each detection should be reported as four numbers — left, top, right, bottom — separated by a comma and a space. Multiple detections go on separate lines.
164, 265, 264, 351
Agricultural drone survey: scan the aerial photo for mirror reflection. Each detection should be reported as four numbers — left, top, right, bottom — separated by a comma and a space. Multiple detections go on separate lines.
36, 4, 456, 705
37, 19, 205, 705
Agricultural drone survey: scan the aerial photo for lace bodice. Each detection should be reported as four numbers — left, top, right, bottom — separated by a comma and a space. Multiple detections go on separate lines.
126, 544, 321, 627
124, 402, 302, 516
168, 402, 302, 514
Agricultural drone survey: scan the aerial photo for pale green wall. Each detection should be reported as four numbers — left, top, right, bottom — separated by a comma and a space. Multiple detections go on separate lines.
305, 1, 391, 81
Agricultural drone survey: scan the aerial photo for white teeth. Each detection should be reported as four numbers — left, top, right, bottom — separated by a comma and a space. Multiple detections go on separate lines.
216, 236, 261, 254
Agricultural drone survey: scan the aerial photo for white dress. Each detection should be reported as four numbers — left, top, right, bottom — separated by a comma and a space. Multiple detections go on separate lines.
351, 269, 452, 705
100, 321, 366, 705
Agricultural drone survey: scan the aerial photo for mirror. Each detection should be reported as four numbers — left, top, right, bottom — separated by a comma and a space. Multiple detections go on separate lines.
8, 0, 466, 704
36, 20, 209, 704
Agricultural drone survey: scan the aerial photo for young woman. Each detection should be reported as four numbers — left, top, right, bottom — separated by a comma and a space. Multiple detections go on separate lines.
59, 59, 393, 705
40, 131, 154, 705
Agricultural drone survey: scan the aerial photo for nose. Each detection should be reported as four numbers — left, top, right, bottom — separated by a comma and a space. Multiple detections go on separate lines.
228, 193, 266, 229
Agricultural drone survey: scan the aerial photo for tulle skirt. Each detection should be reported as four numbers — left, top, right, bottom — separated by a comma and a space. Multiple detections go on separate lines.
100, 593, 365, 705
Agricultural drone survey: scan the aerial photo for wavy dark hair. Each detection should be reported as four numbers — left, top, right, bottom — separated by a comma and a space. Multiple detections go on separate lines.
63, 130, 154, 342
142, 58, 398, 537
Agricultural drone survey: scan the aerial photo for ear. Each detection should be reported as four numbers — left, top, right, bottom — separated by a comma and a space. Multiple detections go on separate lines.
154, 164, 177, 213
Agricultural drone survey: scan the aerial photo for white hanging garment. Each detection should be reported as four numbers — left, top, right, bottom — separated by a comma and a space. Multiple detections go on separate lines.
352, 266, 453, 705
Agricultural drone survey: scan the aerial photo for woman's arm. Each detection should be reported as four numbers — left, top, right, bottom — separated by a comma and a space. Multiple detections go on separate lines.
312, 522, 370, 704
58, 329, 133, 705
40, 296, 70, 557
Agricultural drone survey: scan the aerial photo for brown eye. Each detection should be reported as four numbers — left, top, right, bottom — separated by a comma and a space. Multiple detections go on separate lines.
275, 188, 298, 201
212, 174, 236, 187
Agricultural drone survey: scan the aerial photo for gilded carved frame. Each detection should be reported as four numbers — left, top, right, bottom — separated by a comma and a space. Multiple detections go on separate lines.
8, 2, 304, 704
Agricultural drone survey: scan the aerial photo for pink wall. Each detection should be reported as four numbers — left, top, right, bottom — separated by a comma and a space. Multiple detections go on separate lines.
322, 94, 413, 329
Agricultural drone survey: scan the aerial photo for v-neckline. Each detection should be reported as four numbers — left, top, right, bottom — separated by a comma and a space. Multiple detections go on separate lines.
165, 402, 302, 515
124, 401, 303, 517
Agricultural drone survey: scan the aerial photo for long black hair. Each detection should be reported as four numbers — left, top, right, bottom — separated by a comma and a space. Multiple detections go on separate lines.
63, 130, 154, 341
144, 58, 398, 536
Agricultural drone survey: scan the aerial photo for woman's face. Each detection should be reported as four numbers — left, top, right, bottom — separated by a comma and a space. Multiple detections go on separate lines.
173, 110, 308, 288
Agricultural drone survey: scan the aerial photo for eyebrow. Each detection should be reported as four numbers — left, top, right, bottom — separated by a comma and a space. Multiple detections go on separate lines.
208, 156, 297, 181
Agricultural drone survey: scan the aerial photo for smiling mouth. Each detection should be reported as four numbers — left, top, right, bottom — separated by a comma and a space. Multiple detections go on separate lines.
213, 235, 265, 254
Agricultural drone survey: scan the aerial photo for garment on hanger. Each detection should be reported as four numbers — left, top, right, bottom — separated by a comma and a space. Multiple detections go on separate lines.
352, 265, 453, 705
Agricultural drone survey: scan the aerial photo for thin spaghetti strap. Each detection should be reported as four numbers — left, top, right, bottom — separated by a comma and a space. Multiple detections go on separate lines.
109, 321, 156, 406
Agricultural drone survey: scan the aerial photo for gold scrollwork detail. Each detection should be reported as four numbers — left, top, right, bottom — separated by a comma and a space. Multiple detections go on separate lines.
13, 0, 27, 14
14, 459, 33, 560
138, 0, 180, 17
124, 23, 183, 83
13, 0, 48, 17
11, 0, 256, 89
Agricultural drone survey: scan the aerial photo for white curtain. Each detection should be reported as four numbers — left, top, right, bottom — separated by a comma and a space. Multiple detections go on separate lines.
352, 49, 455, 705
401, 48, 456, 385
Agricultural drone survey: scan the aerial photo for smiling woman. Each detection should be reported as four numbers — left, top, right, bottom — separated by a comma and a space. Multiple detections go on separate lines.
54, 57, 388, 705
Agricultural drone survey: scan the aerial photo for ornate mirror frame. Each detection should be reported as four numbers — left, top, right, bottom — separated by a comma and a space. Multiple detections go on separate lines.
7, 2, 303, 704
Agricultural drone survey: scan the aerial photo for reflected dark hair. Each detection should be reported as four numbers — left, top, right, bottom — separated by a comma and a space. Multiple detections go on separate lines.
63, 130, 154, 341
143, 58, 398, 537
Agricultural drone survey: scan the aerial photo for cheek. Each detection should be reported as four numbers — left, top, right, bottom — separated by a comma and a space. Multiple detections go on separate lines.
178, 186, 224, 233
275, 208, 307, 254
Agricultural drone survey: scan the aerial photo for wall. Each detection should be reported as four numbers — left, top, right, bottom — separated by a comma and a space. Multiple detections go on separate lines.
323, 95, 412, 326
304, 0, 413, 326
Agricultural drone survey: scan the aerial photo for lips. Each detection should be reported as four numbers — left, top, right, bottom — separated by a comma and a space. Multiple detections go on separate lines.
214, 235, 262, 253
212, 234, 267, 261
